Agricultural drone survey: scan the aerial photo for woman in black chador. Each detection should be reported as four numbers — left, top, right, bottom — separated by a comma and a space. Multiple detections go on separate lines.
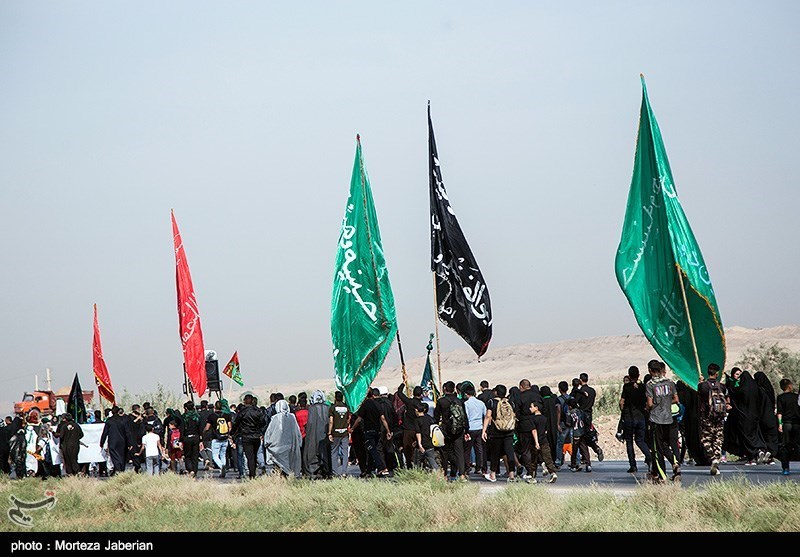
724, 368, 769, 463
753, 371, 780, 458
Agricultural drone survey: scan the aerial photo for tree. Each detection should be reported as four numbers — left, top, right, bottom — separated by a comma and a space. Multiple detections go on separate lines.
735, 343, 800, 389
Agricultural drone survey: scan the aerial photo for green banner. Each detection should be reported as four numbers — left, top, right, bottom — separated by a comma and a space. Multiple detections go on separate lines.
615, 76, 726, 388
331, 137, 397, 412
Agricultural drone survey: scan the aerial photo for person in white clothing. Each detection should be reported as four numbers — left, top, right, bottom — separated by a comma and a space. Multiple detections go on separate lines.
137, 424, 168, 476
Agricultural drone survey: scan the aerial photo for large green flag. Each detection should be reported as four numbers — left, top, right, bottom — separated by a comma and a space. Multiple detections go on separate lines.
332, 136, 398, 412
615, 76, 725, 388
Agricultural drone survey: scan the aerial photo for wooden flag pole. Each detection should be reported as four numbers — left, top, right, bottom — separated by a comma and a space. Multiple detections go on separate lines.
677, 265, 703, 382
396, 331, 410, 392
431, 272, 443, 393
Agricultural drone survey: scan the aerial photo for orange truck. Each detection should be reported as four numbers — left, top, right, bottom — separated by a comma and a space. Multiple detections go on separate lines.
14, 391, 57, 416
14, 389, 94, 416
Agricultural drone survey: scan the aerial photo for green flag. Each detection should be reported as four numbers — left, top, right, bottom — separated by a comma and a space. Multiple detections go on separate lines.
615, 76, 725, 388
420, 353, 440, 404
332, 136, 398, 412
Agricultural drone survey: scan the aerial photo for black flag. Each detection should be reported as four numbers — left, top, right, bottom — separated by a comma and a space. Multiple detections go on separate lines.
428, 103, 492, 357
66, 373, 87, 423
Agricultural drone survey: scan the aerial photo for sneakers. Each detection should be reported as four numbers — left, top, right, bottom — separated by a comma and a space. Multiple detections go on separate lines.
745, 460, 757, 466
569, 465, 582, 472
584, 465, 592, 473
522, 474, 532, 481
720, 455, 727, 463
671, 463, 681, 481
484, 472, 497, 483
506, 476, 518, 483
525, 476, 537, 484
710, 459, 720, 476
548, 473, 557, 484
783, 469, 791, 476
597, 448, 604, 462
626, 466, 638, 473
615, 431, 624, 443
757, 451, 771, 464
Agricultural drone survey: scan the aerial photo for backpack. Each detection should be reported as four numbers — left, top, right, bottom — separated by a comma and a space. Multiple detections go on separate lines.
558, 394, 572, 425
430, 424, 445, 448
492, 398, 517, 432
216, 415, 229, 436
707, 380, 727, 418
444, 400, 467, 437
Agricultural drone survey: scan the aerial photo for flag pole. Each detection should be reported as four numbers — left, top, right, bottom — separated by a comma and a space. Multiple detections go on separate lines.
396, 331, 410, 392
431, 272, 443, 393
677, 265, 703, 382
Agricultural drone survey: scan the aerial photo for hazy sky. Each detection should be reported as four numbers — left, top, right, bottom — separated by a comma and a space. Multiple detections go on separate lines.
2, 2, 798, 413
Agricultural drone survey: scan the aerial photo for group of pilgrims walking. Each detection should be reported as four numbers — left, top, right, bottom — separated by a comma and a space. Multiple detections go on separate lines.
4, 357, 796, 483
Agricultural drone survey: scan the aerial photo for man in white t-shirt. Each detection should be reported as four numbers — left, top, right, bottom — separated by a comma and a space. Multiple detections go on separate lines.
137, 424, 167, 476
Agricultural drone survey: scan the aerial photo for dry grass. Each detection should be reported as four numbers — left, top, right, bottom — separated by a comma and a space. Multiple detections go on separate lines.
1, 472, 797, 532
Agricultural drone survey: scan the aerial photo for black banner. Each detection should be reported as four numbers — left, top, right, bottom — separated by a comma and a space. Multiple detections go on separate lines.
66, 374, 86, 424
428, 104, 492, 357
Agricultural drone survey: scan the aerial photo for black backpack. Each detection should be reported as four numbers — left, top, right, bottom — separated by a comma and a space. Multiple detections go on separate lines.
444, 400, 467, 437
707, 380, 727, 418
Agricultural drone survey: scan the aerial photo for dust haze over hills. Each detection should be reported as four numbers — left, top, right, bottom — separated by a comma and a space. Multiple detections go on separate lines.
238, 325, 800, 403
5, 325, 798, 416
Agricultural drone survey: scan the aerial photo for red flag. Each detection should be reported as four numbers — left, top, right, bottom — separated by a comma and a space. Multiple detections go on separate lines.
172, 210, 207, 397
93, 304, 116, 405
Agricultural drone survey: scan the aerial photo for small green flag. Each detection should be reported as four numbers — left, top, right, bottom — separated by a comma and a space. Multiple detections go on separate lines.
420, 353, 440, 403
615, 76, 725, 387
331, 136, 397, 412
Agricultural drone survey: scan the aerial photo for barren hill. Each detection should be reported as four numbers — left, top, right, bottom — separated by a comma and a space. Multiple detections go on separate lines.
239, 325, 800, 402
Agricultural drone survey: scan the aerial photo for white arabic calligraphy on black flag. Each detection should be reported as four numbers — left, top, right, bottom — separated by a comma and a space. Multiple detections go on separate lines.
428, 104, 492, 358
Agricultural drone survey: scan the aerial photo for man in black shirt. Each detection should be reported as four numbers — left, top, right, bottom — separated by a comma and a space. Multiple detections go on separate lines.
0, 416, 12, 475
575, 373, 604, 462
414, 404, 438, 471
204, 400, 232, 477
127, 405, 144, 473
396, 384, 424, 469
198, 400, 213, 469
777, 378, 800, 475
478, 381, 493, 406
516, 379, 543, 480
229, 394, 266, 479
619, 366, 650, 473
352, 388, 392, 477
434, 381, 468, 481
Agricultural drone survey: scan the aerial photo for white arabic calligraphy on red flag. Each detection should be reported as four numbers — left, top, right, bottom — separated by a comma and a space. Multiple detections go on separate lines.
171, 210, 206, 397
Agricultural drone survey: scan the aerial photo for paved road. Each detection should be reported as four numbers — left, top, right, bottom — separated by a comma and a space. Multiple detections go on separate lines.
470, 459, 799, 496
160, 458, 800, 494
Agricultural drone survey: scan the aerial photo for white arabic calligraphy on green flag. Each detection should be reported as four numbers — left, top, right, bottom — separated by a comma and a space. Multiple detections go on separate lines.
615, 76, 725, 387
331, 136, 398, 412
